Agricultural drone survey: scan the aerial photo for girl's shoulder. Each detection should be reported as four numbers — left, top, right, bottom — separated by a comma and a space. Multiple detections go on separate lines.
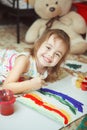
17, 51, 30, 57
16, 52, 31, 64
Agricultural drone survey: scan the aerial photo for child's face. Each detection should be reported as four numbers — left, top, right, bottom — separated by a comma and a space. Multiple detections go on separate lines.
36, 35, 66, 68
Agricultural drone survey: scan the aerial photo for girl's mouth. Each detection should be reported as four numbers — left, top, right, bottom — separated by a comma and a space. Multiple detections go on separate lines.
42, 55, 51, 63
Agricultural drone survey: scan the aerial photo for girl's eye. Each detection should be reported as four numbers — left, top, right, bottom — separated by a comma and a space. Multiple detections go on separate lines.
46, 46, 51, 50
55, 53, 61, 57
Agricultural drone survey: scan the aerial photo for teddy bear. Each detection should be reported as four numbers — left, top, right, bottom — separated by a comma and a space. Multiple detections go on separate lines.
25, 0, 87, 54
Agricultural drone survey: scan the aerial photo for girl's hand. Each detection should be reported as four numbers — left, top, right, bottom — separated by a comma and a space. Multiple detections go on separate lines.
30, 77, 47, 90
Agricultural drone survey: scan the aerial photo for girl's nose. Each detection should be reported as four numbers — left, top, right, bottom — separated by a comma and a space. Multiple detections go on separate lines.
48, 51, 54, 58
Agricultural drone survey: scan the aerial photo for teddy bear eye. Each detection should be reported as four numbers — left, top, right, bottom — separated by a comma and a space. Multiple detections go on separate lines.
46, 4, 49, 7
55, 1, 58, 5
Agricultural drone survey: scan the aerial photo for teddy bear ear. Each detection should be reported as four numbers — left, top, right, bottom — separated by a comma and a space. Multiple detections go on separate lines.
29, 0, 35, 7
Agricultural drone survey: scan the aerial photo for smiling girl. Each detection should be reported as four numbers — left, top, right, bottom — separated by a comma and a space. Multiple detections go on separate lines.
2, 29, 70, 94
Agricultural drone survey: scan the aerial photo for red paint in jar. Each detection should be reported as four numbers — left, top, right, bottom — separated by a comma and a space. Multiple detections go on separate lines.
81, 82, 87, 91
0, 89, 16, 116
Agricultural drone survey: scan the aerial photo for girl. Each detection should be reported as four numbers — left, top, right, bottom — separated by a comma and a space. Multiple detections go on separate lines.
1, 29, 70, 94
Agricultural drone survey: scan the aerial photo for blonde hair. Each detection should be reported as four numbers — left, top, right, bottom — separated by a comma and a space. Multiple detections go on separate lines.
30, 29, 70, 82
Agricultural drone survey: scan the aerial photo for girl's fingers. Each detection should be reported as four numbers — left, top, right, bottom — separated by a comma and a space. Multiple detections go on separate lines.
41, 80, 48, 86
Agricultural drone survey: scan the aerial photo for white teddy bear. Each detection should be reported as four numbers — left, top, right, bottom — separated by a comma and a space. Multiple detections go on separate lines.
25, 0, 87, 54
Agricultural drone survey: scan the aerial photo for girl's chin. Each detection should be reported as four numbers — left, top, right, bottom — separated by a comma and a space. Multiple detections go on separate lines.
39, 60, 48, 67
39, 57, 52, 67
40, 62, 47, 67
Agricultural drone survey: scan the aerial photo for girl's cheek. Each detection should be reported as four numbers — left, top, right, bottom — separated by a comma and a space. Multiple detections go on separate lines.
56, 58, 61, 64
53, 59, 59, 66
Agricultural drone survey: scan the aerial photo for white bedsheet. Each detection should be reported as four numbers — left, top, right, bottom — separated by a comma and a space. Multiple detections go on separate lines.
0, 75, 87, 130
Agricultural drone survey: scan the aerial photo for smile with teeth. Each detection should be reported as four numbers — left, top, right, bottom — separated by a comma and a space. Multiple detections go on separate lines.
42, 55, 52, 63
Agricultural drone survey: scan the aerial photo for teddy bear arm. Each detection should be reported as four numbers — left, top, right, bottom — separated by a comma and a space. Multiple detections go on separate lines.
70, 42, 87, 54
67, 11, 86, 34
25, 19, 43, 43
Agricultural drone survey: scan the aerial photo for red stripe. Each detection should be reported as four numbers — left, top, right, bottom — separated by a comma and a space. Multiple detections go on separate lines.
24, 94, 68, 124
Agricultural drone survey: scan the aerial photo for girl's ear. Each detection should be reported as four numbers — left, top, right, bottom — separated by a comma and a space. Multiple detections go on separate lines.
29, 0, 35, 8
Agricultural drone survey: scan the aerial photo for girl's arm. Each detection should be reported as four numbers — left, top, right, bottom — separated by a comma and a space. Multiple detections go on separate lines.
3, 55, 46, 94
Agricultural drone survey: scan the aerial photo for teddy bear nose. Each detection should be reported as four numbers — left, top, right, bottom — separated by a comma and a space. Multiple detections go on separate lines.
49, 7, 55, 12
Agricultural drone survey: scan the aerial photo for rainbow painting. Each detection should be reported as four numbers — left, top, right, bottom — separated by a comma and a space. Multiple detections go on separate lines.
17, 88, 84, 125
